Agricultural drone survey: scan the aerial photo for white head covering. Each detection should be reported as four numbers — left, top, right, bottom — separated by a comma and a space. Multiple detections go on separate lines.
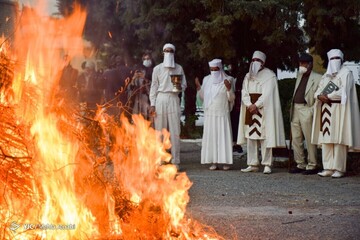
163, 43, 175, 52
163, 43, 176, 68
326, 49, 343, 76
252, 51, 266, 62
249, 51, 266, 77
208, 59, 226, 84
204, 59, 230, 108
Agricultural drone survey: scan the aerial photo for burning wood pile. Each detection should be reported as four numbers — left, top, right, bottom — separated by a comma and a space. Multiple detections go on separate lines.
0, 5, 223, 240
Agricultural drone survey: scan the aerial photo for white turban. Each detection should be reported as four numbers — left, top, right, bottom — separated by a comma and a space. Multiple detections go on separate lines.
327, 49, 344, 60
163, 43, 176, 68
208, 59, 222, 68
252, 51, 266, 63
208, 59, 226, 84
163, 43, 176, 52
326, 49, 343, 76
249, 51, 266, 77
204, 59, 230, 108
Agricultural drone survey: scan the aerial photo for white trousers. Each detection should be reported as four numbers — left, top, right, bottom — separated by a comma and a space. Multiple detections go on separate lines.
247, 139, 273, 166
154, 92, 181, 164
322, 143, 347, 172
291, 104, 318, 170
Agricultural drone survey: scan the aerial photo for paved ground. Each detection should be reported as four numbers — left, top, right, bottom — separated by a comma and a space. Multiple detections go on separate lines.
180, 140, 360, 240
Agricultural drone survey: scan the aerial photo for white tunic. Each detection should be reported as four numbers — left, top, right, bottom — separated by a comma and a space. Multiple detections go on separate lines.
237, 68, 286, 148
311, 67, 360, 150
199, 75, 235, 164
149, 63, 187, 164
149, 63, 187, 106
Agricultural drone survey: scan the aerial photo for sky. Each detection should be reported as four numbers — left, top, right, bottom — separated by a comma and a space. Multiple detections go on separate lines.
17, 0, 58, 15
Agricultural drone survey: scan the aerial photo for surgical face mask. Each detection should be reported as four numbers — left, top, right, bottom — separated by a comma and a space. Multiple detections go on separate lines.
163, 52, 175, 68
143, 59, 152, 67
298, 66, 308, 74
329, 59, 342, 75
250, 61, 262, 76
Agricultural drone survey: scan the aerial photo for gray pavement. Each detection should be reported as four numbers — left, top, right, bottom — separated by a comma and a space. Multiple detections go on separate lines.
180, 140, 360, 240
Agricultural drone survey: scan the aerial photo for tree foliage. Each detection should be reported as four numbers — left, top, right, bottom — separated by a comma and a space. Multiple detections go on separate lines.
193, 0, 305, 74
55, 0, 360, 128
303, 0, 360, 65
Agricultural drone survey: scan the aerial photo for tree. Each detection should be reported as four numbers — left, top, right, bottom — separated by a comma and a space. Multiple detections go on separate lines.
303, 0, 360, 65
56, 0, 119, 50
192, 0, 306, 74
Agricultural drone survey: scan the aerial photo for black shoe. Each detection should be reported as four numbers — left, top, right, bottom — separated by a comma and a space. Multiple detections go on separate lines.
289, 167, 306, 174
233, 145, 243, 153
302, 169, 319, 175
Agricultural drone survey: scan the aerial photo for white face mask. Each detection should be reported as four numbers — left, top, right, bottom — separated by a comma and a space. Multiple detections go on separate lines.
250, 61, 262, 77
163, 52, 175, 68
210, 70, 222, 83
329, 59, 342, 75
143, 59, 152, 67
298, 66, 308, 74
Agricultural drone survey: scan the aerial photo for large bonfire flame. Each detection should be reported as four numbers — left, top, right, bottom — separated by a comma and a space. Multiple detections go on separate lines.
0, 4, 223, 240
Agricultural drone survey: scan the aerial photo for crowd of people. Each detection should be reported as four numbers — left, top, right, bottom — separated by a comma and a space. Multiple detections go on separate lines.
58, 44, 360, 177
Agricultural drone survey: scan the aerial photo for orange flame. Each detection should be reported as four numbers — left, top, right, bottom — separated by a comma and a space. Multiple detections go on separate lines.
0, 2, 225, 240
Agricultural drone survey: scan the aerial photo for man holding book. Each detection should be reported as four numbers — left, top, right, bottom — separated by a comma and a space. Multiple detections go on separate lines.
312, 49, 360, 178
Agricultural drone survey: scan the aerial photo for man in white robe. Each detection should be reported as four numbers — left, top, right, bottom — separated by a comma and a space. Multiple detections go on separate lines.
312, 49, 360, 178
237, 51, 286, 174
196, 59, 235, 170
149, 43, 187, 169
289, 53, 322, 175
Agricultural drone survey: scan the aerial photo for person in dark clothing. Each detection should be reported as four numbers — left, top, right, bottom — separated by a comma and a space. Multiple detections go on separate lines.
58, 54, 79, 104
77, 61, 105, 114
128, 53, 154, 119
225, 63, 243, 154
103, 56, 132, 119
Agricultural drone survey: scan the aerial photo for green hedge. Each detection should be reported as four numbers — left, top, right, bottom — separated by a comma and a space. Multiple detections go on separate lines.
278, 78, 296, 140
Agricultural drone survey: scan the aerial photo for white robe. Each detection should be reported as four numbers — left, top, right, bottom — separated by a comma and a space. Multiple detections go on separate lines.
311, 67, 360, 150
199, 75, 235, 164
237, 68, 286, 148
149, 63, 187, 164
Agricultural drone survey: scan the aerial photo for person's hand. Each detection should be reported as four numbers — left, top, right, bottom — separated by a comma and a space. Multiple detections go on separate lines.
195, 77, 201, 91
318, 94, 330, 103
224, 79, 231, 91
248, 104, 258, 114
149, 106, 156, 117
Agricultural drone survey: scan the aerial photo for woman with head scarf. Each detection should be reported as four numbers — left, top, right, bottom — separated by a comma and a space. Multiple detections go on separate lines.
196, 59, 235, 170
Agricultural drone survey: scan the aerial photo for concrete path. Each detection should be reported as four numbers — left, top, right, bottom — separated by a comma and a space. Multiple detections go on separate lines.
180, 140, 360, 240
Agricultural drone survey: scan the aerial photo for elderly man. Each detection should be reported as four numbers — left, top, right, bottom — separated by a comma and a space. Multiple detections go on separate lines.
289, 53, 322, 175
149, 43, 187, 169
237, 51, 286, 174
195, 59, 235, 170
312, 49, 360, 178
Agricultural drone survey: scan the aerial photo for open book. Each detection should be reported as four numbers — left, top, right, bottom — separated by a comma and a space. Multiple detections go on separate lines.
321, 81, 339, 95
